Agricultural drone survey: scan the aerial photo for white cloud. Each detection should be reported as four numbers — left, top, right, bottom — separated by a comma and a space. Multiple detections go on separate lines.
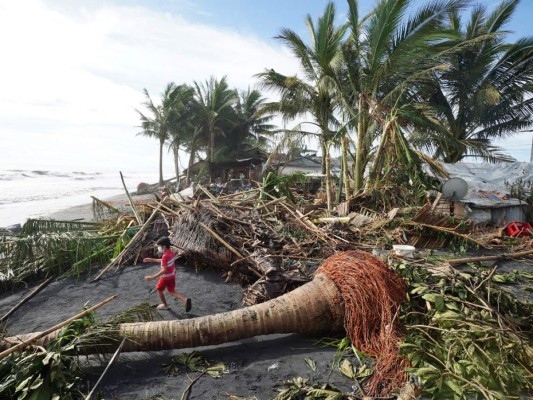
0, 0, 300, 172
1, 0, 529, 175
494, 133, 532, 163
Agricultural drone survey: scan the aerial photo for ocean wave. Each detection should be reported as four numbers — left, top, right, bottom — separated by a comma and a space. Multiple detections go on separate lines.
0, 186, 122, 205
0, 169, 107, 181
72, 171, 102, 175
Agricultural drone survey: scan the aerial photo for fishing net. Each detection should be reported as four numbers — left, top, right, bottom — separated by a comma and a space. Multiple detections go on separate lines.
316, 250, 408, 397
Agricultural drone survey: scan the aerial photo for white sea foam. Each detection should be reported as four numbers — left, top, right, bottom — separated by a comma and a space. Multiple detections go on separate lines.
0, 169, 162, 227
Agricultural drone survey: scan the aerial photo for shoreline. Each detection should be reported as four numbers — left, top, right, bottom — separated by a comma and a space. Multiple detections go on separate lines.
2, 192, 157, 229
44, 192, 152, 222
0, 168, 167, 229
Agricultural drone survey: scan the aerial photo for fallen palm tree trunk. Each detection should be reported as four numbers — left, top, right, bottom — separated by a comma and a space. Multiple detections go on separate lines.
2, 251, 407, 396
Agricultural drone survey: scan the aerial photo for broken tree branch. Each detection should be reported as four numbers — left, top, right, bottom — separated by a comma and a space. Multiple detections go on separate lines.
448, 249, 533, 266
405, 221, 490, 249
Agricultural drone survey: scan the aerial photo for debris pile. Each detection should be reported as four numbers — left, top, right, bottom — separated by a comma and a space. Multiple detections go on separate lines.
1, 178, 532, 399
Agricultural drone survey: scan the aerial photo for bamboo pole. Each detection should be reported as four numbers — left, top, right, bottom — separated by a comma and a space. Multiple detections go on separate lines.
313, 217, 352, 224
0, 277, 54, 322
196, 183, 218, 201
198, 222, 245, 260
404, 221, 490, 249
93, 202, 163, 281
168, 198, 194, 211
120, 171, 142, 225
254, 196, 287, 211
448, 249, 533, 266
85, 338, 126, 400
217, 187, 260, 200
156, 203, 181, 218
0, 295, 117, 359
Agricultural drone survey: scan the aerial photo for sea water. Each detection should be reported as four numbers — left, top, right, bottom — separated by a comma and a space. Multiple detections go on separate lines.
0, 169, 162, 228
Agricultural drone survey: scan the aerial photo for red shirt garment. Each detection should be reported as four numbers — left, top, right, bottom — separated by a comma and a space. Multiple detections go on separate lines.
160, 249, 176, 279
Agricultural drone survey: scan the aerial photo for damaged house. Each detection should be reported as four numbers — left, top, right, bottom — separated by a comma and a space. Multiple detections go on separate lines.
432, 162, 532, 226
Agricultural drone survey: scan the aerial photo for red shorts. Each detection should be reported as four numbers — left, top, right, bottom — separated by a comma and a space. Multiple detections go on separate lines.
156, 277, 175, 292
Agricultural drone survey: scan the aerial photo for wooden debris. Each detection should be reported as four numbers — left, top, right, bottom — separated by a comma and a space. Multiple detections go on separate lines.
120, 171, 143, 225
91, 196, 124, 220
448, 248, 533, 266
79, 179, 507, 303
85, 338, 126, 400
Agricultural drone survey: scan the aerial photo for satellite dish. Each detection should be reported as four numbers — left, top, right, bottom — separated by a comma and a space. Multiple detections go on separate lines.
441, 178, 468, 201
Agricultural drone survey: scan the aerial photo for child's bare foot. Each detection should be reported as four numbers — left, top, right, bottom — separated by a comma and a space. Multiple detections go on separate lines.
157, 304, 170, 310
185, 298, 192, 312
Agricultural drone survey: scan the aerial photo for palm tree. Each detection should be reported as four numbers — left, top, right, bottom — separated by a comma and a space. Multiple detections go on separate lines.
165, 84, 195, 185
228, 88, 276, 156
337, 0, 468, 191
412, 0, 533, 163
257, 2, 347, 211
136, 83, 186, 185
193, 76, 237, 181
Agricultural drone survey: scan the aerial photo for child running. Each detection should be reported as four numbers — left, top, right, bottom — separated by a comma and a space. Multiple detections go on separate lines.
144, 236, 192, 312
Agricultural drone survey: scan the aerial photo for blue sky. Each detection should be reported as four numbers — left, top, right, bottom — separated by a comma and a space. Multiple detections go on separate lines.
0, 0, 531, 174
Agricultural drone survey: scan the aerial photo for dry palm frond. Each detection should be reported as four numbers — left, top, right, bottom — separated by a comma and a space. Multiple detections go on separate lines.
21, 218, 103, 235
106, 302, 162, 325
91, 196, 124, 221
0, 231, 117, 292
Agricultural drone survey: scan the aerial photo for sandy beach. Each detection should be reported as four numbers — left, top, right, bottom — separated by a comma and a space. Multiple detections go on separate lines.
0, 194, 350, 399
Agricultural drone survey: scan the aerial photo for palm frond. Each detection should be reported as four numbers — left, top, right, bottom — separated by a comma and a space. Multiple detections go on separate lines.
0, 231, 116, 292
21, 219, 102, 235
